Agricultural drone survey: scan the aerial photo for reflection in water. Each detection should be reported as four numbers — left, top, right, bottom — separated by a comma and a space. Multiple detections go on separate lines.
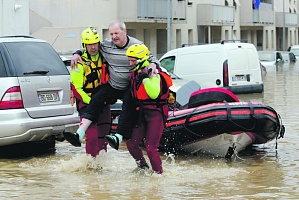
1, 64, 299, 199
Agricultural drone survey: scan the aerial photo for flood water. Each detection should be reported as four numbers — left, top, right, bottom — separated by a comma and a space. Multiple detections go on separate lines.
1, 62, 299, 199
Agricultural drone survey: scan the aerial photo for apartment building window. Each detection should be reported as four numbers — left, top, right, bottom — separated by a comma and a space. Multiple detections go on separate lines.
265, 30, 269, 49
188, 29, 193, 44
271, 30, 274, 50
176, 29, 182, 48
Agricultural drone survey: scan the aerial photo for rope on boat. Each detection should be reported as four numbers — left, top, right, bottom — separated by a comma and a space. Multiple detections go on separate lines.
183, 107, 207, 137
221, 101, 257, 132
183, 101, 258, 137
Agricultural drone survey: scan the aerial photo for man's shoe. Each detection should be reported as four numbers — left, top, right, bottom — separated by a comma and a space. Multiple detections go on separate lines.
139, 163, 150, 170
104, 135, 119, 150
135, 160, 150, 170
63, 130, 81, 147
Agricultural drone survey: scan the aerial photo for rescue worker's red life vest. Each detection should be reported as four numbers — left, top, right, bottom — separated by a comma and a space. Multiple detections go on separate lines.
130, 67, 170, 117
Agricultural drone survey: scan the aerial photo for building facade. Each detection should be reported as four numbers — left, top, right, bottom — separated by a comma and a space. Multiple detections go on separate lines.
1, 0, 298, 57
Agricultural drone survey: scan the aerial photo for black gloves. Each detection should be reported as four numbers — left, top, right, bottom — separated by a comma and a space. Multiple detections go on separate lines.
138, 72, 148, 82
136, 72, 148, 90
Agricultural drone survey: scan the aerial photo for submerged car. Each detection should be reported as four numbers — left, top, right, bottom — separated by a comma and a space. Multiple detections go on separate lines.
288, 45, 299, 60
0, 36, 79, 148
279, 51, 297, 63
258, 51, 285, 67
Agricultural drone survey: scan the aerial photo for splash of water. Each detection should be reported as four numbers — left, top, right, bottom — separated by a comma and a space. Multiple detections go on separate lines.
57, 150, 109, 173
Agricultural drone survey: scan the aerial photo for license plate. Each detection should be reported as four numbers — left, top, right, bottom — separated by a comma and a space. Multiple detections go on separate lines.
38, 92, 60, 103
232, 75, 247, 81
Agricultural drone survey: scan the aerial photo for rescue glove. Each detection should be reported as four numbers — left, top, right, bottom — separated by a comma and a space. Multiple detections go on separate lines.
136, 72, 148, 89
139, 72, 148, 81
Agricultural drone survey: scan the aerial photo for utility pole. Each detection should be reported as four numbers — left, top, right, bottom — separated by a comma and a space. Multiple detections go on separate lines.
167, 0, 171, 51
282, 0, 286, 51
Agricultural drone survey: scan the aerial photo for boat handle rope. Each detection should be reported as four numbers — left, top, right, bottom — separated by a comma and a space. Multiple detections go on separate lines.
182, 107, 207, 137
183, 101, 258, 137
182, 104, 237, 137
275, 111, 285, 139
275, 111, 285, 149
222, 101, 257, 132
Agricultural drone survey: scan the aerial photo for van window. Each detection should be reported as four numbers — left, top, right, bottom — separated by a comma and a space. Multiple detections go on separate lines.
160, 56, 175, 73
4, 42, 69, 77
276, 52, 283, 61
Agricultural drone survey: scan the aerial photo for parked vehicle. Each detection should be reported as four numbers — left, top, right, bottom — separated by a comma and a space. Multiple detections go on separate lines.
159, 40, 264, 94
279, 51, 297, 63
258, 51, 285, 73
258, 51, 285, 66
0, 36, 79, 148
60, 54, 73, 71
288, 45, 299, 59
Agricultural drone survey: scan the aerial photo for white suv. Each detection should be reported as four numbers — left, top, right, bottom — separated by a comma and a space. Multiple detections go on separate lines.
0, 36, 79, 148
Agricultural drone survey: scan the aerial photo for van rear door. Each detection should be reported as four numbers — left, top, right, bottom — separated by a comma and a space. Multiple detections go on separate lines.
227, 44, 263, 93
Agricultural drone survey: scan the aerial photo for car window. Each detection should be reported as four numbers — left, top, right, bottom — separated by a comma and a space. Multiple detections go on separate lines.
258, 52, 275, 61
160, 66, 180, 79
160, 56, 175, 73
276, 52, 283, 61
4, 42, 69, 76
0, 53, 7, 77
289, 53, 296, 61
290, 49, 299, 56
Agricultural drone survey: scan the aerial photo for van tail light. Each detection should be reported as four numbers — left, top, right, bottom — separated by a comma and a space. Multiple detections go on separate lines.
0, 86, 24, 110
223, 60, 229, 87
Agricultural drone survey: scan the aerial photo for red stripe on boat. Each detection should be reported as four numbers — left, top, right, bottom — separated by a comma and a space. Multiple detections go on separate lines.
166, 108, 277, 127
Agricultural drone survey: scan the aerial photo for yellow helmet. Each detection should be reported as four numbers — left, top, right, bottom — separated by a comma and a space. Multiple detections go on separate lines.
81, 27, 100, 45
126, 44, 149, 59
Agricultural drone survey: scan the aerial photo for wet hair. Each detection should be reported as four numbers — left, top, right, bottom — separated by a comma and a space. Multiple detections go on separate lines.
109, 20, 126, 31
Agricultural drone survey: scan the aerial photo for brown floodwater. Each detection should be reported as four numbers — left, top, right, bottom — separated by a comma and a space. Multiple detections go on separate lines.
0, 62, 299, 199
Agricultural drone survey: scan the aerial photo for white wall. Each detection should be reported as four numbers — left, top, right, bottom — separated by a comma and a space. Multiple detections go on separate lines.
29, 0, 118, 35
29, 0, 171, 55
0, 0, 29, 36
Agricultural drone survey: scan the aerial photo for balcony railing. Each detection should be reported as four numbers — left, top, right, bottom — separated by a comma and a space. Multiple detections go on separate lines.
212, 5, 234, 23
285, 13, 298, 26
137, 0, 186, 20
252, 3, 274, 24
117, 0, 186, 22
137, 0, 167, 19
197, 4, 234, 25
276, 12, 298, 27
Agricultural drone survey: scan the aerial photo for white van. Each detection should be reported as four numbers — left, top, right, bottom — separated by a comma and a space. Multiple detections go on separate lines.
159, 41, 264, 94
